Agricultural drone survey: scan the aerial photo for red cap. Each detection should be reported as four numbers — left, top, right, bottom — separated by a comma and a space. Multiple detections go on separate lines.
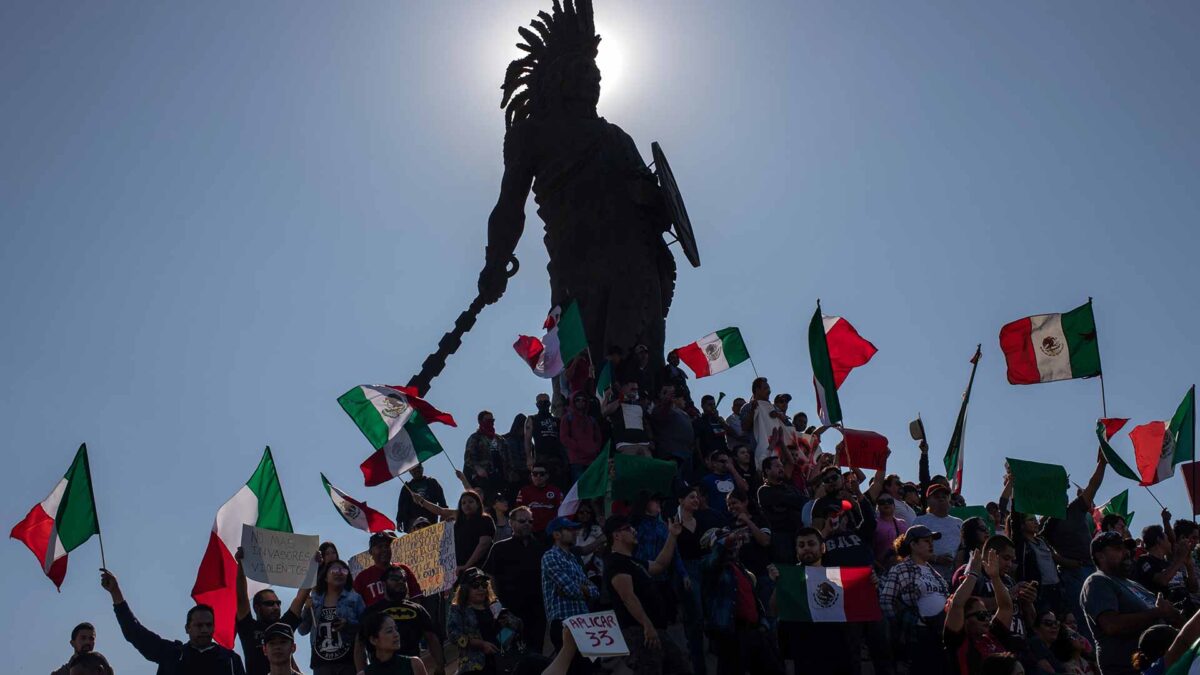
926, 483, 951, 498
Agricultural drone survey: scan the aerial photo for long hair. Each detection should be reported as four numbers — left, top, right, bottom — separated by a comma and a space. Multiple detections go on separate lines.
452, 570, 499, 607
457, 490, 488, 524
315, 559, 354, 596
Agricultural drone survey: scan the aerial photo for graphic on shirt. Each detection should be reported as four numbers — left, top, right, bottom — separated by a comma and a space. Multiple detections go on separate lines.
315, 606, 350, 660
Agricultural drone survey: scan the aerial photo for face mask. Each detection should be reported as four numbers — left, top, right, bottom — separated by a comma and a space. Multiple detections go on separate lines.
480, 419, 496, 436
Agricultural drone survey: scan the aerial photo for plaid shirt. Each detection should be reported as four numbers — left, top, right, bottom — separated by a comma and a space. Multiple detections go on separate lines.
878, 558, 948, 621
541, 545, 598, 622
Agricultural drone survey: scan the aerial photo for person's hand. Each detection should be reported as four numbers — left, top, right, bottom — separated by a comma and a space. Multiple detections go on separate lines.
918, 439, 929, 453
235, 546, 244, 563
736, 512, 753, 528
967, 548, 983, 576
667, 517, 682, 538
480, 641, 500, 655
99, 568, 122, 600
982, 548, 1000, 579
767, 564, 780, 582
1163, 508, 1173, 524
1014, 581, 1037, 604
454, 565, 466, 577
456, 470, 468, 482
1156, 593, 1181, 620
642, 623, 660, 649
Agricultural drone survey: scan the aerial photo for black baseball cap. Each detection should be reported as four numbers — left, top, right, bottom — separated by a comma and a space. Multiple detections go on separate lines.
1091, 531, 1128, 556
370, 531, 396, 547
904, 525, 942, 542
603, 515, 634, 538
263, 622, 295, 643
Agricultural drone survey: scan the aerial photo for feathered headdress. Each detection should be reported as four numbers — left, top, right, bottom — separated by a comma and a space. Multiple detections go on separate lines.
501, 0, 601, 129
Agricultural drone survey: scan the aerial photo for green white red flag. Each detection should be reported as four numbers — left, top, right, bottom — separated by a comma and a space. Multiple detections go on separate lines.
1131, 386, 1196, 486
676, 327, 750, 378
808, 304, 878, 426
999, 301, 1101, 385
192, 447, 293, 648
513, 301, 588, 378
558, 444, 677, 516
9, 444, 100, 589
1095, 418, 1140, 482
321, 473, 395, 533
338, 385, 456, 486
1092, 489, 1133, 532
943, 346, 982, 494
775, 565, 881, 622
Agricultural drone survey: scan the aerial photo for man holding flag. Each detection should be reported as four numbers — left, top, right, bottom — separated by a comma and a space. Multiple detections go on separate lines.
1042, 449, 1109, 636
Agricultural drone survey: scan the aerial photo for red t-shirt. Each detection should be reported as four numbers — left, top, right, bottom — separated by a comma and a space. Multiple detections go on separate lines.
516, 484, 563, 532
353, 563, 423, 606
731, 565, 759, 623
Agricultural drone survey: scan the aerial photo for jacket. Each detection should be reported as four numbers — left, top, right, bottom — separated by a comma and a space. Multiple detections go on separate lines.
298, 588, 367, 655
700, 539, 769, 633
447, 602, 523, 673
559, 411, 602, 465
113, 602, 246, 675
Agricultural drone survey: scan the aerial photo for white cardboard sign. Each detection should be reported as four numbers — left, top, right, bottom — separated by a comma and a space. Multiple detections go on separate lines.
240, 524, 320, 588
564, 611, 628, 660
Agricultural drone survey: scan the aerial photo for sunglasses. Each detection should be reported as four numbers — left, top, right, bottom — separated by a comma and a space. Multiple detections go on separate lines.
469, 579, 490, 589
531, 471, 548, 476
259, 600, 282, 607
967, 610, 990, 621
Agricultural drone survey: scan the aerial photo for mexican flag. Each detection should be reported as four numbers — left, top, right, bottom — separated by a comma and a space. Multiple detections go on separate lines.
999, 301, 1101, 385
1166, 638, 1200, 675
775, 565, 881, 622
809, 304, 878, 426
513, 301, 588, 378
321, 473, 395, 533
1092, 489, 1134, 532
1096, 418, 1140, 482
9, 444, 99, 589
1131, 387, 1196, 486
676, 327, 750, 378
558, 445, 678, 516
943, 346, 982, 494
338, 385, 455, 486
192, 447, 293, 648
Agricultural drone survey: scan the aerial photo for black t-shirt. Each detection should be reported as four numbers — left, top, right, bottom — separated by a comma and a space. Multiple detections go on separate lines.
360, 599, 434, 659
531, 411, 563, 461
483, 536, 545, 608
821, 498, 877, 568
236, 610, 301, 675
677, 510, 729, 562
736, 515, 772, 577
1135, 554, 1170, 595
454, 514, 496, 566
605, 552, 666, 629
758, 483, 806, 534
311, 604, 354, 666
365, 654, 415, 675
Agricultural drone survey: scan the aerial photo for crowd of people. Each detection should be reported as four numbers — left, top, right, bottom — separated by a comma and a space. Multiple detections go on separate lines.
51, 347, 1200, 675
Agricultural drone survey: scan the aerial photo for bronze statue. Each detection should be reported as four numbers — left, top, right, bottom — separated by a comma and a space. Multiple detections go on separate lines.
409, 0, 696, 396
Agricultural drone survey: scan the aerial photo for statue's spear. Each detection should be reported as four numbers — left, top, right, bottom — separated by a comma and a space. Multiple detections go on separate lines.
406, 256, 519, 396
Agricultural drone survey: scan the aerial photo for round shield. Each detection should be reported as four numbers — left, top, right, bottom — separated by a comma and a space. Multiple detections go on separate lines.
652, 141, 700, 268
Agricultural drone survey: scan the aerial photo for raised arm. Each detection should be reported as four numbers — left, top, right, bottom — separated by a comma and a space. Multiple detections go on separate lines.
649, 518, 682, 577
235, 547, 251, 621
985, 548, 1013, 628
1081, 447, 1107, 508
411, 487, 456, 520
101, 569, 177, 664
944, 550, 982, 632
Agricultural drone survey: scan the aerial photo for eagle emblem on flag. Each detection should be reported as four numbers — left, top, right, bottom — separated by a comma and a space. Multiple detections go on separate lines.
381, 395, 409, 419
339, 502, 362, 520
705, 342, 722, 362
1039, 336, 1064, 357
814, 580, 840, 608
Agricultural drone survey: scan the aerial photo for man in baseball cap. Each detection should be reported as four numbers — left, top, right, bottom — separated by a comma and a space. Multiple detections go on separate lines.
261, 623, 300, 675
543, 516, 598, 659
913, 483, 963, 580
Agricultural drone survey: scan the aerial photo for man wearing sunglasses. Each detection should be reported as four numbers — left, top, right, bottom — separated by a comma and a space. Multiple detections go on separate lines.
484, 506, 547, 653
235, 546, 308, 675
516, 463, 563, 538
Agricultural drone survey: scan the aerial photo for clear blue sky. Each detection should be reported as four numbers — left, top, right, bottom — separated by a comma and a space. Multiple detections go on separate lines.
3, 1, 1198, 671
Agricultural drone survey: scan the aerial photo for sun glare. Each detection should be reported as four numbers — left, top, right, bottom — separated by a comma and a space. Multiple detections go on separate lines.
594, 22, 627, 105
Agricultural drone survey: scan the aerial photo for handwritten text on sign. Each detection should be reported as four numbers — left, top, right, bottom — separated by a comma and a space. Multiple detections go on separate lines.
564, 611, 628, 660
240, 525, 320, 588
347, 521, 458, 595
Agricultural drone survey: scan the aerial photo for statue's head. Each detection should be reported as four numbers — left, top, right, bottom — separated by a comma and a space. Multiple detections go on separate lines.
501, 0, 602, 128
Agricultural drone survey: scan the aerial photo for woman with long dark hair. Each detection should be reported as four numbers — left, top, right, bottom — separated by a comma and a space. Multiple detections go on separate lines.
447, 568, 523, 675
413, 489, 496, 576
299, 560, 366, 675
360, 613, 428, 675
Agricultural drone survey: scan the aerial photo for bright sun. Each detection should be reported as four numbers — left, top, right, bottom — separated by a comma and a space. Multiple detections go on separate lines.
594, 22, 627, 105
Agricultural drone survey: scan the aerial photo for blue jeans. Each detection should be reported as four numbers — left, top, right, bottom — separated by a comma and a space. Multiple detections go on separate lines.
1059, 564, 1095, 641
677, 558, 707, 675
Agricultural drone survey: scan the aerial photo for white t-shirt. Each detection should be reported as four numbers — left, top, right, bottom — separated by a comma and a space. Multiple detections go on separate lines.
892, 499, 918, 525
750, 400, 788, 466
913, 513, 963, 559
915, 563, 949, 617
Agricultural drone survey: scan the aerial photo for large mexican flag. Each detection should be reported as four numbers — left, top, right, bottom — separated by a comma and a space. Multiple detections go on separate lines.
775, 565, 881, 622
1131, 386, 1196, 486
191, 447, 293, 648
676, 327, 750, 378
338, 385, 455, 486
999, 301, 1100, 385
9, 444, 99, 589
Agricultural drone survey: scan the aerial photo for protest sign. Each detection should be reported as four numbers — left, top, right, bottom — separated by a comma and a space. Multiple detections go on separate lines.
347, 522, 457, 594
564, 611, 628, 660
835, 428, 890, 471
240, 525, 319, 588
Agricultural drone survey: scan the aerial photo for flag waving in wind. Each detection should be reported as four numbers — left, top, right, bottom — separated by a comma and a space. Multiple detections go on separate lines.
943, 346, 982, 494
808, 303, 877, 426
338, 385, 456, 486
513, 301, 588, 378
1131, 386, 1196, 486
192, 447, 293, 648
322, 473, 395, 533
10, 444, 100, 589
676, 328, 750, 378
999, 301, 1100, 385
